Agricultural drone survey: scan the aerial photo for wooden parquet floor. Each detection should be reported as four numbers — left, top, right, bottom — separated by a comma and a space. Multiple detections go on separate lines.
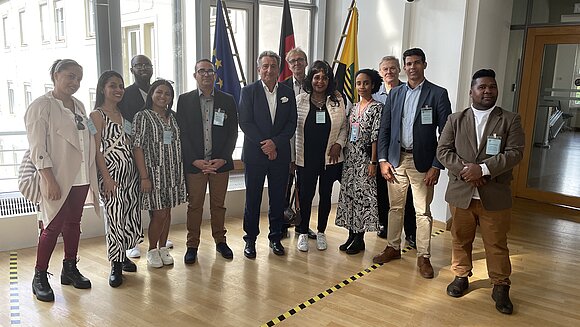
0, 198, 579, 326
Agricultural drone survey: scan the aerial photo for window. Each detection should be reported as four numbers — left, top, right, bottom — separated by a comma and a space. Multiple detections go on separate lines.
18, 10, 27, 46
44, 84, 53, 93
85, 0, 95, 37
2, 16, 8, 49
39, 3, 50, 43
24, 83, 33, 109
89, 88, 96, 110
54, 0, 65, 41
7, 81, 15, 115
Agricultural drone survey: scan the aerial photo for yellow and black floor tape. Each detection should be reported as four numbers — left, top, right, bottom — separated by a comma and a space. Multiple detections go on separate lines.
261, 229, 445, 326
9, 251, 21, 326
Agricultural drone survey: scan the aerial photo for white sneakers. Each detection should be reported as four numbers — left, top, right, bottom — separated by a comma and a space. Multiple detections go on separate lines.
316, 233, 327, 251
297, 234, 309, 252
147, 249, 163, 268
126, 246, 141, 258
147, 247, 174, 268
165, 239, 174, 249
158, 247, 174, 266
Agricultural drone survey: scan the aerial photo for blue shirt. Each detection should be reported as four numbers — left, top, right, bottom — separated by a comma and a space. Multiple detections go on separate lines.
372, 83, 388, 104
401, 81, 424, 149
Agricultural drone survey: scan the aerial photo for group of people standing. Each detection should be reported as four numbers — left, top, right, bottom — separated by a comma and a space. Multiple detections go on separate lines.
25, 46, 524, 315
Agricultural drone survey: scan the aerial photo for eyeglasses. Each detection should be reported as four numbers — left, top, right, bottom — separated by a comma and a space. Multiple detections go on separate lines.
313, 75, 329, 82
288, 58, 306, 65
133, 63, 153, 69
196, 69, 216, 76
74, 114, 85, 130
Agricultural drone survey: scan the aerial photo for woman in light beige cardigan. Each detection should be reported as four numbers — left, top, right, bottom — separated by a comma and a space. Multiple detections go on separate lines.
294, 60, 348, 252
25, 59, 100, 302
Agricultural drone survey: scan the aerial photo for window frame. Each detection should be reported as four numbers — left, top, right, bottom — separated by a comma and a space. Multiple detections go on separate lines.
54, 0, 65, 42
2, 15, 9, 49
39, 2, 51, 44
18, 9, 27, 47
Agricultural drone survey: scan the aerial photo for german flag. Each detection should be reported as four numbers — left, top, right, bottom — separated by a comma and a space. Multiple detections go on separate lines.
335, 5, 359, 104
278, 0, 295, 82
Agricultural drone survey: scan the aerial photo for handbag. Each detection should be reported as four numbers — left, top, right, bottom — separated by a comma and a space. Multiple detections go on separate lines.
18, 149, 41, 204
283, 175, 302, 226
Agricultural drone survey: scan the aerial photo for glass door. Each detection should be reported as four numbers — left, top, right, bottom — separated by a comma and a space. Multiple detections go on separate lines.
516, 27, 580, 208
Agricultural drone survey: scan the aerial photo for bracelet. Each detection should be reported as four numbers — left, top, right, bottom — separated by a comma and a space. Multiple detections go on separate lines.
369, 161, 377, 165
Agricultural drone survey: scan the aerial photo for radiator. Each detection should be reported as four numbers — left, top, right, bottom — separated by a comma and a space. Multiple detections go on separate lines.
0, 192, 37, 217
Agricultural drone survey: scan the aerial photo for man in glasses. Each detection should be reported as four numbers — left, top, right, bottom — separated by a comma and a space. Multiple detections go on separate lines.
176, 59, 238, 264
280, 47, 316, 240
118, 55, 153, 122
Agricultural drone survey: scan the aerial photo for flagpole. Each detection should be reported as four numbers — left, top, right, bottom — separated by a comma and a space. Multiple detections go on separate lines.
221, 0, 247, 86
331, 0, 356, 70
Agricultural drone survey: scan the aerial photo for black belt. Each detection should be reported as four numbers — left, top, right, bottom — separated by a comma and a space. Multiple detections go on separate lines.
401, 147, 413, 153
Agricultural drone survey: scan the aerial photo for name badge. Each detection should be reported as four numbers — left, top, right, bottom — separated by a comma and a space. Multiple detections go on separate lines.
421, 106, 433, 125
350, 122, 360, 142
486, 134, 502, 155
316, 110, 326, 124
123, 119, 133, 135
163, 130, 173, 145
213, 109, 225, 126
87, 118, 97, 135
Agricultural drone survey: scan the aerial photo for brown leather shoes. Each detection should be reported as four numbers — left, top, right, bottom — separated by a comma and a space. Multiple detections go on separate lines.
372, 246, 401, 264
417, 256, 434, 278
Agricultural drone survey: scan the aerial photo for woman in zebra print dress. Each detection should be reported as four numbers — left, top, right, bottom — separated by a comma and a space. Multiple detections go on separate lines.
133, 79, 186, 269
90, 71, 142, 287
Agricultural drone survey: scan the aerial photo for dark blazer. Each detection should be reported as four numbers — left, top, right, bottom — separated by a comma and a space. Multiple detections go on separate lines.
118, 83, 147, 122
378, 79, 452, 172
175, 88, 238, 174
281, 77, 293, 91
437, 106, 525, 210
238, 81, 297, 165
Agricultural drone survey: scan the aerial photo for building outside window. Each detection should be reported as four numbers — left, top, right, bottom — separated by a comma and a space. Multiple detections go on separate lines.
2, 16, 9, 49
24, 83, 32, 109
39, 2, 50, 43
18, 10, 26, 46
7, 81, 15, 115
54, 0, 65, 41
85, 0, 95, 37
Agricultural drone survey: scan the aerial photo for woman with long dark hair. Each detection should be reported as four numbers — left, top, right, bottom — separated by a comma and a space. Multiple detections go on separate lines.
26, 59, 100, 302
133, 79, 186, 268
90, 70, 141, 287
294, 60, 347, 252
335, 69, 383, 254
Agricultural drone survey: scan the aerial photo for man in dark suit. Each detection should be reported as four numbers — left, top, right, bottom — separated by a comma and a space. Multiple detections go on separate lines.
437, 69, 524, 314
176, 59, 238, 264
118, 55, 153, 122
117, 54, 154, 263
373, 48, 451, 279
239, 50, 297, 258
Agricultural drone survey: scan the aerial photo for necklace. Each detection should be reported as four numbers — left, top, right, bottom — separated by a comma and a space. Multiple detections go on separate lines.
310, 96, 326, 109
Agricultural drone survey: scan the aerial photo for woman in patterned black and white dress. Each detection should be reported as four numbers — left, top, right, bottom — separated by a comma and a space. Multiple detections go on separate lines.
91, 70, 142, 288
335, 69, 383, 255
133, 79, 186, 268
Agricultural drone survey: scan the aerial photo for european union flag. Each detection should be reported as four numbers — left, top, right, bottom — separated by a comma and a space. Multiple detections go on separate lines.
213, 0, 241, 103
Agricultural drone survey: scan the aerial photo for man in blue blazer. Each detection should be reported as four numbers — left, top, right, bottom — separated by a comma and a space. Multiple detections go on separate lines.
239, 51, 297, 258
373, 48, 451, 279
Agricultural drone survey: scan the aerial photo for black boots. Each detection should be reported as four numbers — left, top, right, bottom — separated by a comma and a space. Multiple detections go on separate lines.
492, 285, 514, 314
109, 261, 123, 288
346, 232, 365, 255
61, 259, 91, 289
339, 230, 355, 251
32, 269, 54, 302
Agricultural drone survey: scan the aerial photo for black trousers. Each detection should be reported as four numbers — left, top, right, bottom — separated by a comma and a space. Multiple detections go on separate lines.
377, 173, 416, 241
296, 163, 342, 234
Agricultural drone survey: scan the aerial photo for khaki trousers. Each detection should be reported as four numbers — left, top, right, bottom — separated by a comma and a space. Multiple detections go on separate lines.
450, 200, 512, 285
185, 172, 229, 248
386, 152, 434, 257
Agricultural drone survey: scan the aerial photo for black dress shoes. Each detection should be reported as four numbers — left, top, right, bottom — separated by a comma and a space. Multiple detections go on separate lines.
109, 261, 123, 288
446, 276, 469, 297
269, 241, 285, 256
377, 225, 387, 239
122, 258, 137, 272
492, 285, 514, 314
216, 242, 234, 259
244, 242, 256, 259
184, 247, 198, 264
